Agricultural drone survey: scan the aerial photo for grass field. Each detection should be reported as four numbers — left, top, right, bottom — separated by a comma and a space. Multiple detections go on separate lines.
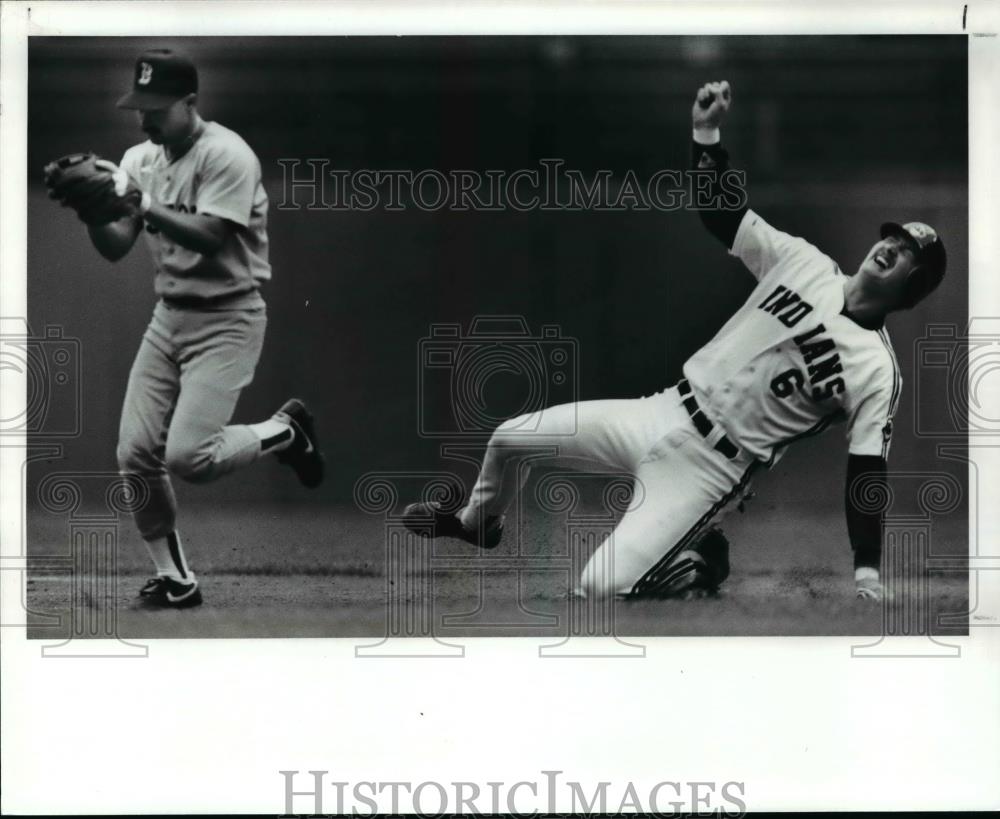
24, 493, 968, 641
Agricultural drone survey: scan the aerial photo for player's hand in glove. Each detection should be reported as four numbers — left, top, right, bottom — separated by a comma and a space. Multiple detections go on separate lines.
855, 568, 885, 602
692, 80, 732, 130
44, 152, 145, 226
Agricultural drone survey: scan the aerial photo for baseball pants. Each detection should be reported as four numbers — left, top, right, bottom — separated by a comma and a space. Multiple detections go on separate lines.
117, 300, 267, 540
458, 386, 758, 597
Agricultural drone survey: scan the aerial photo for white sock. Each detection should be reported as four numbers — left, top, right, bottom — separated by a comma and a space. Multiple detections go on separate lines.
144, 531, 194, 582
248, 418, 294, 454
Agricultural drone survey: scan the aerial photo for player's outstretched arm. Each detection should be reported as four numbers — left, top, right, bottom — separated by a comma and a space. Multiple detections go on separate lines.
845, 453, 887, 600
88, 216, 143, 262
690, 80, 747, 248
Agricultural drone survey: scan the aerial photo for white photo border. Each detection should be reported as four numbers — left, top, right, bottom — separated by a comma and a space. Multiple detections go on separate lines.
2, 1, 999, 813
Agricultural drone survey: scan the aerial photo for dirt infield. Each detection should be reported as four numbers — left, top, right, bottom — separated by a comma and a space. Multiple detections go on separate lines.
24, 499, 968, 640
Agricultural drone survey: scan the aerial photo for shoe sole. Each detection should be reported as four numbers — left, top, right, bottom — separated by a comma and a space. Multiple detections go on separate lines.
135, 588, 203, 610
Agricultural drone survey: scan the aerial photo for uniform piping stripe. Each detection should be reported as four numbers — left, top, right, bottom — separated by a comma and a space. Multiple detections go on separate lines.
876, 328, 901, 458
630, 461, 758, 597
877, 328, 902, 417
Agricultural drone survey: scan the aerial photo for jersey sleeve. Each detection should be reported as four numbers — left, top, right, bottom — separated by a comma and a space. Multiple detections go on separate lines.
847, 378, 900, 458
730, 209, 819, 282
119, 144, 145, 178
194, 139, 260, 227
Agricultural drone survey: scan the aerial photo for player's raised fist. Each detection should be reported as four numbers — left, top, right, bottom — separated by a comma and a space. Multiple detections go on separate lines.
692, 80, 732, 130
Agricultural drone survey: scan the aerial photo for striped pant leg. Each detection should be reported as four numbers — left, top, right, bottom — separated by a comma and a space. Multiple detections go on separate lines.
577, 422, 756, 599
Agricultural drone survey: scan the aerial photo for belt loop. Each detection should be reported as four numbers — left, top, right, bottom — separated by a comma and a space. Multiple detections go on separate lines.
704, 424, 726, 449
676, 377, 742, 462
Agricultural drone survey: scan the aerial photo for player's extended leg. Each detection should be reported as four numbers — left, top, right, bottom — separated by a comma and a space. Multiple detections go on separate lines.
116, 331, 202, 607
162, 309, 323, 487
117, 333, 181, 542
577, 424, 755, 598
404, 395, 667, 547
459, 399, 655, 527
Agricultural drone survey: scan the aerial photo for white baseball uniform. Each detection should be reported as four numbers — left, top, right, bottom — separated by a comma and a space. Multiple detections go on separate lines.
458, 209, 901, 597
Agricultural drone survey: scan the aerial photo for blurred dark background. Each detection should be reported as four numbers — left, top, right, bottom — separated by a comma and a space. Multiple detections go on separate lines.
27, 36, 967, 517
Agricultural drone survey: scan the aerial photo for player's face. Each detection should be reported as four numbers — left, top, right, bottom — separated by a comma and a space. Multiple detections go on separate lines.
137, 96, 195, 146
856, 234, 918, 299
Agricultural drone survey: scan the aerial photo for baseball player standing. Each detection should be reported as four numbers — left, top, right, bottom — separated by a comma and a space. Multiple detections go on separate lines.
46, 50, 325, 609
403, 80, 946, 602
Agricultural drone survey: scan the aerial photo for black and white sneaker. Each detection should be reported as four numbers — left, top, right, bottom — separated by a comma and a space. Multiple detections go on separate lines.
402, 501, 505, 549
273, 398, 325, 488
137, 576, 203, 609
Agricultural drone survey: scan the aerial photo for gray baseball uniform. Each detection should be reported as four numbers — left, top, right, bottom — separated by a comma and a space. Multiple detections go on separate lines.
116, 121, 272, 540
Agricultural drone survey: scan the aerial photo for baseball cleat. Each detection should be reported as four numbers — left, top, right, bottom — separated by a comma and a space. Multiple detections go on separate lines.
690, 525, 730, 586
401, 501, 504, 549
137, 576, 203, 609
273, 398, 325, 488
652, 551, 719, 599
647, 526, 731, 599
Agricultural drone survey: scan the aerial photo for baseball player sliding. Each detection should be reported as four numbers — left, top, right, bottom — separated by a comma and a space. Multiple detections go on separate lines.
45, 50, 325, 609
403, 80, 946, 602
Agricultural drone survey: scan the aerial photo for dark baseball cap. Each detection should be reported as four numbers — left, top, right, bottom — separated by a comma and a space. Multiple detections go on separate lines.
116, 50, 198, 110
880, 221, 947, 307
880, 221, 946, 272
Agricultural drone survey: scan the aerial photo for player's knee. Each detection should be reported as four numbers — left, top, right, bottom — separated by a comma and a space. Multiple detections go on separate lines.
489, 414, 531, 449
165, 441, 215, 483
116, 437, 156, 474
136, 515, 175, 542
577, 569, 617, 601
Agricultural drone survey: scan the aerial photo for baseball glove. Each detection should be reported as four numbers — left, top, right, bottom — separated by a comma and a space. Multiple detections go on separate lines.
44, 152, 142, 226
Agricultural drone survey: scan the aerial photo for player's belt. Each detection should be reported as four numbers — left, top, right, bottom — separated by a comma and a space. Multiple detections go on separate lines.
677, 378, 741, 460
161, 289, 258, 310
